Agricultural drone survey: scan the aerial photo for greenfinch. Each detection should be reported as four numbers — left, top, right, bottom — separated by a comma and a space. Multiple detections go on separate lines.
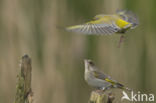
67, 10, 139, 47
84, 59, 132, 91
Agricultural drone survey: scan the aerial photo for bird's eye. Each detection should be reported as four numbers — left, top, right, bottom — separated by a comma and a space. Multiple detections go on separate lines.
88, 60, 94, 65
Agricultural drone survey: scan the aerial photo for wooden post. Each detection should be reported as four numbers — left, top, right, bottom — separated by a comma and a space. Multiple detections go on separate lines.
89, 91, 115, 103
14, 54, 33, 103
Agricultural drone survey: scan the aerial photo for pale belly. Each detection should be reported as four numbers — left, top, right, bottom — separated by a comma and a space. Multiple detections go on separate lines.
85, 75, 112, 88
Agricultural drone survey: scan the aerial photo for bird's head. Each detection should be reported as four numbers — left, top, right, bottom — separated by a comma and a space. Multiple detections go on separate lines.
84, 59, 96, 72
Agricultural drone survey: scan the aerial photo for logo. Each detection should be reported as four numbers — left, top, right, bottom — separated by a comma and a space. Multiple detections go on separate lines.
121, 91, 155, 102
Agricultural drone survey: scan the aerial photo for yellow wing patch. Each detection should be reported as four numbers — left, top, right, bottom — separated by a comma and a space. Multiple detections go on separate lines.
93, 72, 116, 85
105, 78, 116, 85
87, 16, 111, 24
115, 19, 130, 28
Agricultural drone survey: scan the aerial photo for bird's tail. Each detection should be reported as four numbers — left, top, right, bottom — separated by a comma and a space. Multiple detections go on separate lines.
116, 83, 132, 92
123, 86, 132, 92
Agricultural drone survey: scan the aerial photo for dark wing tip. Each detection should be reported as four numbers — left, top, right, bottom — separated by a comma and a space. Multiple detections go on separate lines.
116, 82, 124, 88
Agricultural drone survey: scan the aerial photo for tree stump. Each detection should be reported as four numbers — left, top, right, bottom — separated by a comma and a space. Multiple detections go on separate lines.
14, 54, 33, 103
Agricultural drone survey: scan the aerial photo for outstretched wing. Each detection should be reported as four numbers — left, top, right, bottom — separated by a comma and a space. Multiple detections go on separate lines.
66, 17, 120, 35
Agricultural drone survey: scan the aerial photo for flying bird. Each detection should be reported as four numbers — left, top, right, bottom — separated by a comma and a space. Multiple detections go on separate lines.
66, 10, 139, 47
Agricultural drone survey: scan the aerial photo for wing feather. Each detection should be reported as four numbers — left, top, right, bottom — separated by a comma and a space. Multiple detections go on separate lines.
66, 21, 120, 35
93, 70, 117, 83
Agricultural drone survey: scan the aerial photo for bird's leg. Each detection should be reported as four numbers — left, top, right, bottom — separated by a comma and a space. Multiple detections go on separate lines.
118, 35, 125, 48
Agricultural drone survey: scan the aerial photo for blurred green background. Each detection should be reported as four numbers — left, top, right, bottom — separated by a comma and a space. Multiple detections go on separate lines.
0, 0, 156, 103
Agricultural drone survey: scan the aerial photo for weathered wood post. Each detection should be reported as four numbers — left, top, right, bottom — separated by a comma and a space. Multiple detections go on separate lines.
14, 54, 33, 103
89, 91, 115, 103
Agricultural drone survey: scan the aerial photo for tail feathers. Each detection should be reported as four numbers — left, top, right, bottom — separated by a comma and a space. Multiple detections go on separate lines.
116, 83, 132, 92
57, 25, 79, 32
124, 87, 132, 92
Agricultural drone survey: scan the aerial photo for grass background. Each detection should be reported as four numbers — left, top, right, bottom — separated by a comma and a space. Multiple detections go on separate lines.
0, 0, 156, 103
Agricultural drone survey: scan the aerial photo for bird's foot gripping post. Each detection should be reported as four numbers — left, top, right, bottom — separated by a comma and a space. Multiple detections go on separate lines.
14, 54, 33, 103
89, 91, 115, 103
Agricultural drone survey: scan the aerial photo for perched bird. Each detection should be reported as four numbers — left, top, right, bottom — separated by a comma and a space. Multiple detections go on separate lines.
66, 10, 139, 47
84, 59, 131, 91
